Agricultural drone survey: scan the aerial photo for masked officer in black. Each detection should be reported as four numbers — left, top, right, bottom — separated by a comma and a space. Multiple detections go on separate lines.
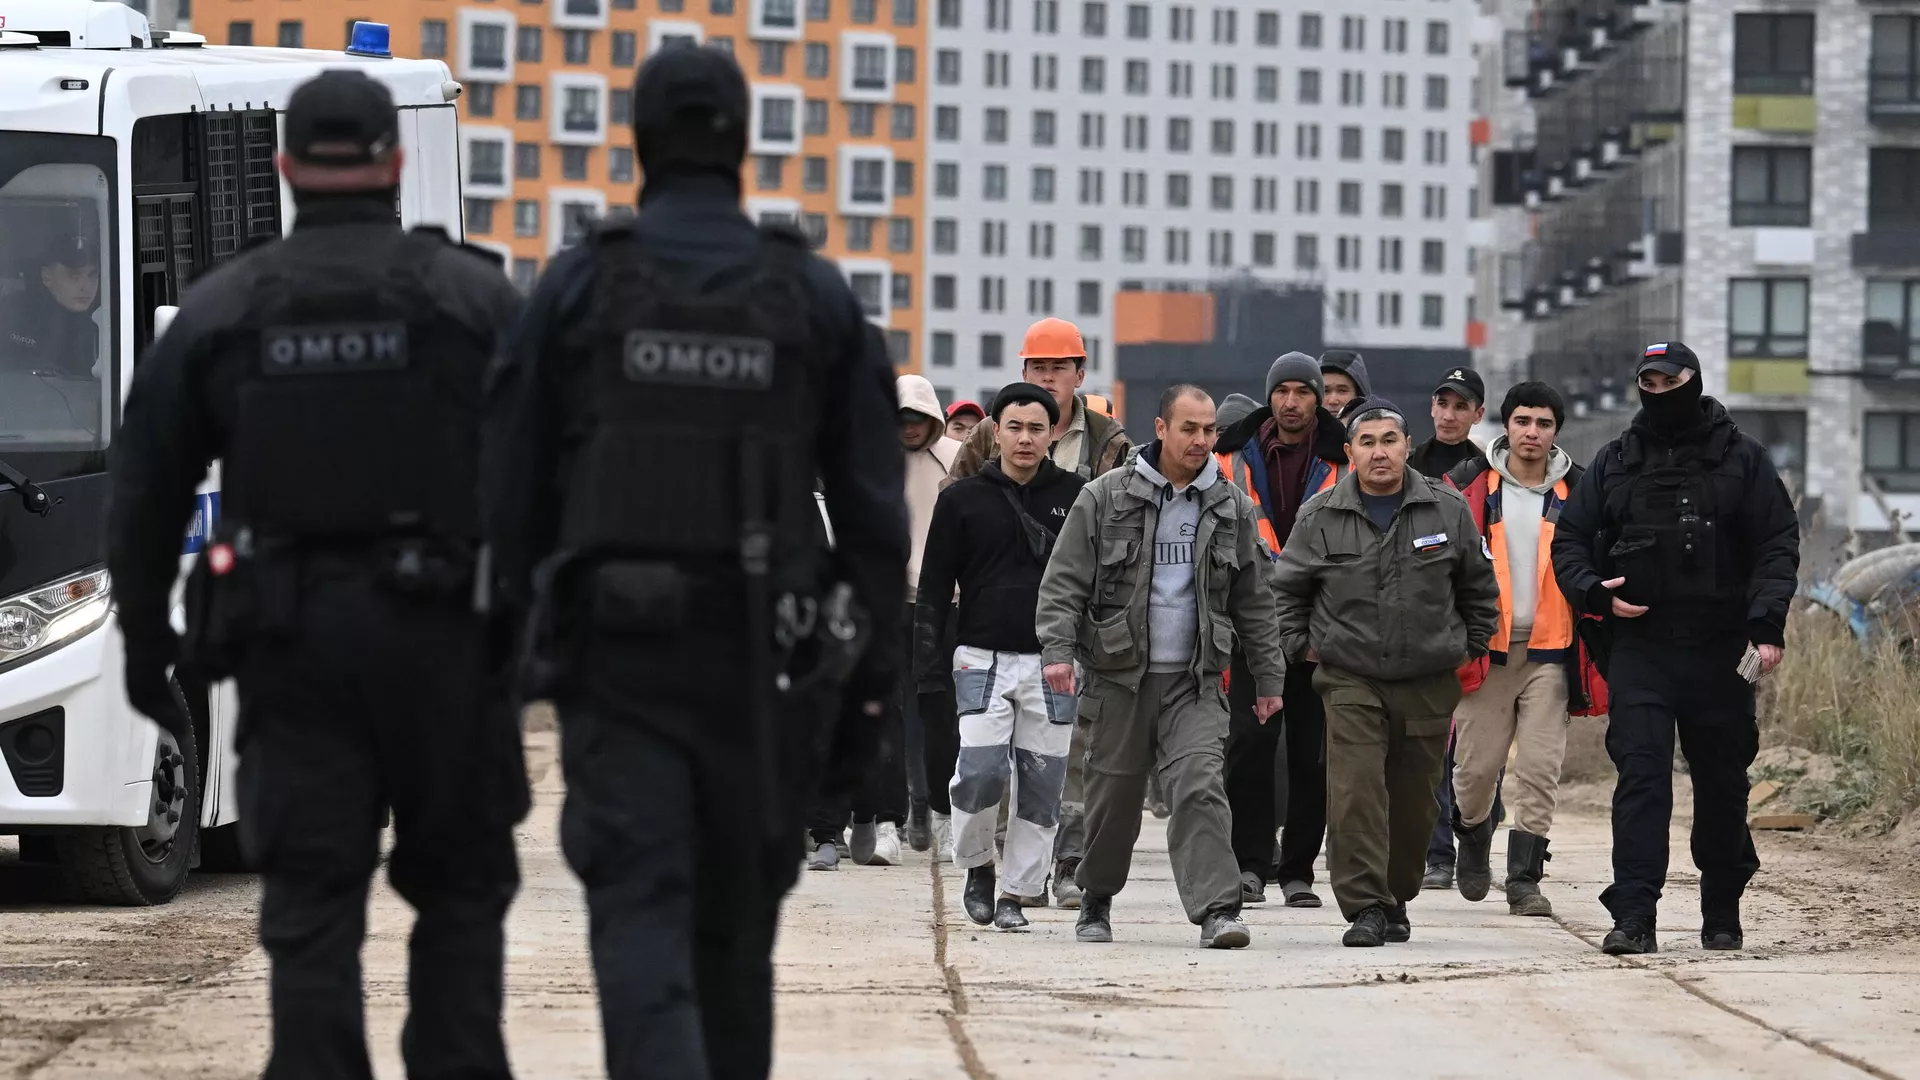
482, 45, 907, 1080
107, 71, 528, 1079
1552, 341, 1799, 957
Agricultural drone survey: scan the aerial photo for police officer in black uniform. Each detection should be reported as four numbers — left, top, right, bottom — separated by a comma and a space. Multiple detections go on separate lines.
482, 46, 907, 1080
1552, 341, 1799, 957
107, 71, 528, 1079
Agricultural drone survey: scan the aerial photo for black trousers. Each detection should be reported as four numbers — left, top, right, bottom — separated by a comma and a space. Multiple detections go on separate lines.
807, 693, 906, 840
1601, 635, 1761, 924
917, 606, 964, 817
1224, 651, 1327, 883
236, 570, 526, 1080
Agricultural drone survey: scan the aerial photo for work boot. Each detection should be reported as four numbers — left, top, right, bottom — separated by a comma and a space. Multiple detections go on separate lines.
906, 801, 932, 852
1601, 916, 1658, 956
806, 842, 839, 871
1343, 905, 1389, 948
931, 813, 954, 864
963, 865, 997, 926
850, 821, 878, 865
1422, 862, 1453, 890
1076, 894, 1113, 942
1385, 903, 1411, 943
1053, 858, 1084, 909
1454, 815, 1495, 902
858, 823, 901, 867
1701, 904, 1744, 951
1200, 911, 1251, 950
1240, 870, 1268, 905
993, 897, 1031, 932
1018, 887, 1049, 909
1505, 830, 1553, 917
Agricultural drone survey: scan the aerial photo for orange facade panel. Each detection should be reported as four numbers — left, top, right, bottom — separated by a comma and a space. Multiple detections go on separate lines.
1466, 320, 1488, 349
1469, 116, 1491, 147
1113, 292, 1216, 346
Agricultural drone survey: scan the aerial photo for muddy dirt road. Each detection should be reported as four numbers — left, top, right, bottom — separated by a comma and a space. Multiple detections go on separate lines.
3, 735, 1918, 1079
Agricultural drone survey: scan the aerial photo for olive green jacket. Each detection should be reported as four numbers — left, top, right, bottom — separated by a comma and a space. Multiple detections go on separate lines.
1272, 467, 1501, 680
1035, 449, 1287, 697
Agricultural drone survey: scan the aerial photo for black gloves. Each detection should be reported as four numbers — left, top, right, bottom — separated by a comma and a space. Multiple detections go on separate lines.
124, 630, 189, 739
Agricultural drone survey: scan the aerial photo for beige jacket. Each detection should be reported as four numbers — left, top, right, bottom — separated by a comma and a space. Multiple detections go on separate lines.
898, 375, 961, 603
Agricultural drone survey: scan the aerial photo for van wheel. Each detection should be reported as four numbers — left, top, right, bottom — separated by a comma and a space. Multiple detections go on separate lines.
57, 685, 201, 906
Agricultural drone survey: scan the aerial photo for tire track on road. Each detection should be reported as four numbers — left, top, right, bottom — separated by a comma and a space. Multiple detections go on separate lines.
927, 858, 996, 1080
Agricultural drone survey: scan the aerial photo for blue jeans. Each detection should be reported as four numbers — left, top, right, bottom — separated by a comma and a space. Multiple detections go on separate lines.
1427, 733, 1504, 868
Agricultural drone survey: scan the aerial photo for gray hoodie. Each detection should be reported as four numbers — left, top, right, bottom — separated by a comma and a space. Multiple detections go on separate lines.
1486, 435, 1574, 633
1132, 447, 1223, 671
1319, 350, 1373, 401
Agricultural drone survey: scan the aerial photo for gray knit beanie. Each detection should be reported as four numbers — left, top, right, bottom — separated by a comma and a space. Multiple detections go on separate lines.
1265, 351, 1323, 403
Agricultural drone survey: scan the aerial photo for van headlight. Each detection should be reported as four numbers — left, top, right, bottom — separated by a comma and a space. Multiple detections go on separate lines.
0, 569, 113, 668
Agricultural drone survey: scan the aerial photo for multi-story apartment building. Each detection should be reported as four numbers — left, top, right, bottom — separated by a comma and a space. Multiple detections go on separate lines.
1477, 0, 1920, 541
922, 0, 1484, 406
185, 0, 928, 367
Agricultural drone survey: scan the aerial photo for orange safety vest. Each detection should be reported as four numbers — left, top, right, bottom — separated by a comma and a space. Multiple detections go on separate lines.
1454, 467, 1576, 665
1215, 444, 1340, 558
1084, 393, 1114, 418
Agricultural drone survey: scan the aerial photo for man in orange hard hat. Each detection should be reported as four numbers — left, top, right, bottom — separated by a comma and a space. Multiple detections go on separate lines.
942, 316, 1133, 909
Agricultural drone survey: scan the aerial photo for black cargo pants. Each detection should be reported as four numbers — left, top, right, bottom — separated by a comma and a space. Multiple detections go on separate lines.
1601, 634, 1761, 925
1224, 650, 1327, 883
235, 565, 527, 1080
559, 625, 822, 1080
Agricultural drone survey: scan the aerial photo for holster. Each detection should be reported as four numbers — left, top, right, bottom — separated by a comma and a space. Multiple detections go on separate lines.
179, 534, 298, 680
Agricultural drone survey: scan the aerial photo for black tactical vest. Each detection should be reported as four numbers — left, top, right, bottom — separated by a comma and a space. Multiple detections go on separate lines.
561, 222, 823, 572
1605, 443, 1728, 613
222, 230, 489, 542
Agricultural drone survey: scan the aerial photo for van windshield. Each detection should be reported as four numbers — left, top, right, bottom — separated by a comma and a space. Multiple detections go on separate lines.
0, 132, 115, 477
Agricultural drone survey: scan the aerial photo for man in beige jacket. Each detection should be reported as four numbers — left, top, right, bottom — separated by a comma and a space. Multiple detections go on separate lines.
898, 376, 962, 855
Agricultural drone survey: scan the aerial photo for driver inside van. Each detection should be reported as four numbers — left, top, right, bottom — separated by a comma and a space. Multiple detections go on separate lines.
1, 234, 102, 379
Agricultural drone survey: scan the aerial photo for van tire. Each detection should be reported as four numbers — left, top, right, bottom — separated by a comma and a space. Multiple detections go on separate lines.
56, 682, 201, 906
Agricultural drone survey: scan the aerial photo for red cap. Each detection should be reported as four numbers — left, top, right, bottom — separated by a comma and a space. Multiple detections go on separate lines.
946, 400, 985, 420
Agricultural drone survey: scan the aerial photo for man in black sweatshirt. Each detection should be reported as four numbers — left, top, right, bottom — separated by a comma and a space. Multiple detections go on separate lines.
914, 384, 1088, 931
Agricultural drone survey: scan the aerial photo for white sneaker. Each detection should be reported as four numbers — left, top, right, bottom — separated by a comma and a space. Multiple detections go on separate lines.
864, 823, 902, 867
932, 813, 954, 864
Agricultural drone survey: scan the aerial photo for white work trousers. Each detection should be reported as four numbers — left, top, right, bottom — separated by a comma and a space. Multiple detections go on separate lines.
948, 646, 1076, 897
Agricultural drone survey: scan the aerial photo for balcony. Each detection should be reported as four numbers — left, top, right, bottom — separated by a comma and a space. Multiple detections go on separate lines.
461, 127, 512, 199
457, 9, 516, 83
1870, 70, 1920, 126
1733, 93, 1816, 133
837, 146, 894, 216
839, 31, 895, 103
552, 0, 607, 32
1853, 226, 1920, 271
751, 0, 804, 42
750, 84, 803, 156
550, 74, 609, 145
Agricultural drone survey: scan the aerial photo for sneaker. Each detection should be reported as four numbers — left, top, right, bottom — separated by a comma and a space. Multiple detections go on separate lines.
1421, 863, 1454, 891
963, 865, 997, 926
858, 823, 901, 867
1602, 917, 1658, 956
1018, 888, 1049, 909
850, 822, 878, 865
1280, 880, 1322, 908
1240, 871, 1268, 905
906, 801, 932, 853
1385, 903, 1411, 943
1701, 908, 1743, 951
993, 897, 1031, 932
1454, 817, 1495, 903
1201, 912, 1251, 950
1052, 858, 1084, 909
1076, 894, 1113, 943
1343, 905, 1389, 948
806, 842, 839, 871
931, 814, 954, 864
834, 836, 851, 862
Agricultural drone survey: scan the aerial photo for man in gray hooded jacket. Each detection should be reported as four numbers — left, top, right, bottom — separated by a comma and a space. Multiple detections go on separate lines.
1036, 385, 1286, 950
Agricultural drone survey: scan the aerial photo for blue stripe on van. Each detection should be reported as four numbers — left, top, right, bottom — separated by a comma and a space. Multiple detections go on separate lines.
183, 493, 221, 555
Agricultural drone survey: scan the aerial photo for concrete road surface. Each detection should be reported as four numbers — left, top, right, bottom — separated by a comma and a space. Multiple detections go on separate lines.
3, 731, 1918, 1079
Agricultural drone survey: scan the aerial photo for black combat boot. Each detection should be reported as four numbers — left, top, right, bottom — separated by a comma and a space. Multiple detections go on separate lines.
1505, 830, 1553, 917
1343, 905, 1390, 948
1602, 916, 1658, 956
1076, 894, 1113, 943
1385, 903, 1411, 943
1454, 814, 1495, 902
1701, 902, 1744, 951
963, 865, 996, 926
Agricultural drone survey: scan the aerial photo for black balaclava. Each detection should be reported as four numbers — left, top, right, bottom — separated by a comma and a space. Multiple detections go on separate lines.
632, 47, 750, 183
1639, 373, 1705, 437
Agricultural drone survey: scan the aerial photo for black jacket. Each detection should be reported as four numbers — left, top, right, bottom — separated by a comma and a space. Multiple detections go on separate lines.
0, 281, 100, 379
1551, 397, 1800, 647
913, 458, 1085, 678
107, 196, 522, 653
1410, 436, 1488, 481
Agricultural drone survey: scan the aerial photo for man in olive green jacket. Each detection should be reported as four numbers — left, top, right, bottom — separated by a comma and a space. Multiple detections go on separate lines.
1035, 386, 1286, 950
1272, 398, 1501, 948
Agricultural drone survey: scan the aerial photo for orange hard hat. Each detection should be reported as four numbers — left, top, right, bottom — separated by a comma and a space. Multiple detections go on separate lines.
1019, 317, 1086, 360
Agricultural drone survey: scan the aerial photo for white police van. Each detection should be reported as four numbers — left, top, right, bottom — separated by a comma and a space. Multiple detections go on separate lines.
0, 0, 470, 903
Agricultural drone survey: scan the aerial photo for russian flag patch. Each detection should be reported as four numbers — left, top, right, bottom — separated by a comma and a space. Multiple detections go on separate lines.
1645, 343, 1669, 356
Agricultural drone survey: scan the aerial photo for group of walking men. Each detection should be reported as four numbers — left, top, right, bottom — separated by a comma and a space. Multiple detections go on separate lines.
858, 319, 1800, 956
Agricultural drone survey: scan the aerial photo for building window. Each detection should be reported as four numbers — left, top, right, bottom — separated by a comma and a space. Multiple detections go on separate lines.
852, 0, 876, 22
849, 102, 878, 137
896, 45, 917, 84
516, 85, 543, 121
228, 21, 253, 45
1081, 56, 1106, 93
610, 147, 635, 183
465, 198, 495, 234
469, 83, 499, 119
1167, 172, 1190, 209
1251, 232, 1275, 267
803, 156, 828, 191
932, 331, 956, 367
1731, 146, 1812, 227
564, 29, 593, 65
1421, 239, 1444, 274
1210, 175, 1233, 211
1420, 294, 1444, 328
984, 107, 1008, 144
845, 216, 876, 251
1381, 128, 1405, 163
563, 87, 602, 134
755, 154, 785, 190
853, 45, 889, 89
802, 213, 828, 246
1122, 225, 1146, 262
936, 48, 961, 84
1164, 227, 1190, 264
1866, 280, 1920, 368
1211, 119, 1235, 155
1030, 166, 1056, 203
1082, 0, 1106, 37
981, 332, 1005, 367
513, 200, 540, 238
983, 164, 1008, 200
1077, 280, 1101, 315
1729, 278, 1809, 357
1079, 224, 1101, 260
851, 273, 885, 317
277, 20, 303, 48
561, 146, 591, 181
1294, 233, 1318, 270
1865, 413, 1920, 492
936, 162, 959, 197
613, 30, 638, 66
517, 26, 543, 63
891, 103, 917, 140
1425, 19, 1449, 57
511, 142, 543, 181
805, 42, 831, 78
1340, 15, 1363, 51
419, 19, 449, 58
757, 40, 788, 76
1339, 125, 1362, 161
1872, 17, 1920, 107
805, 99, 830, 136
1299, 12, 1321, 49
1871, 149, 1920, 228
933, 218, 958, 253
851, 158, 887, 203
1168, 118, 1191, 153
1338, 181, 1361, 216
1380, 183, 1403, 218
893, 160, 914, 195
804, 0, 828, 19
1298, 69, 1321, 105
1734, 13, 1815, 96
611, 89, 634, 126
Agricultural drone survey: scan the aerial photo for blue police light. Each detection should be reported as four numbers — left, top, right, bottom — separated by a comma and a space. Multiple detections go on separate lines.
345, 22, 392, 58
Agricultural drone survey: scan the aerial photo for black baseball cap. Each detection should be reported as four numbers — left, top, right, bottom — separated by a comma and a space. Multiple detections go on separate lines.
1434, 366, 1485, 407
284, 70, 400, 166
1636, 340, 1701, 378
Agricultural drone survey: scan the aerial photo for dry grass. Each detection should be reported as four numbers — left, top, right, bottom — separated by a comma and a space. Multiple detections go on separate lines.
1759, 607, 1920, 827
